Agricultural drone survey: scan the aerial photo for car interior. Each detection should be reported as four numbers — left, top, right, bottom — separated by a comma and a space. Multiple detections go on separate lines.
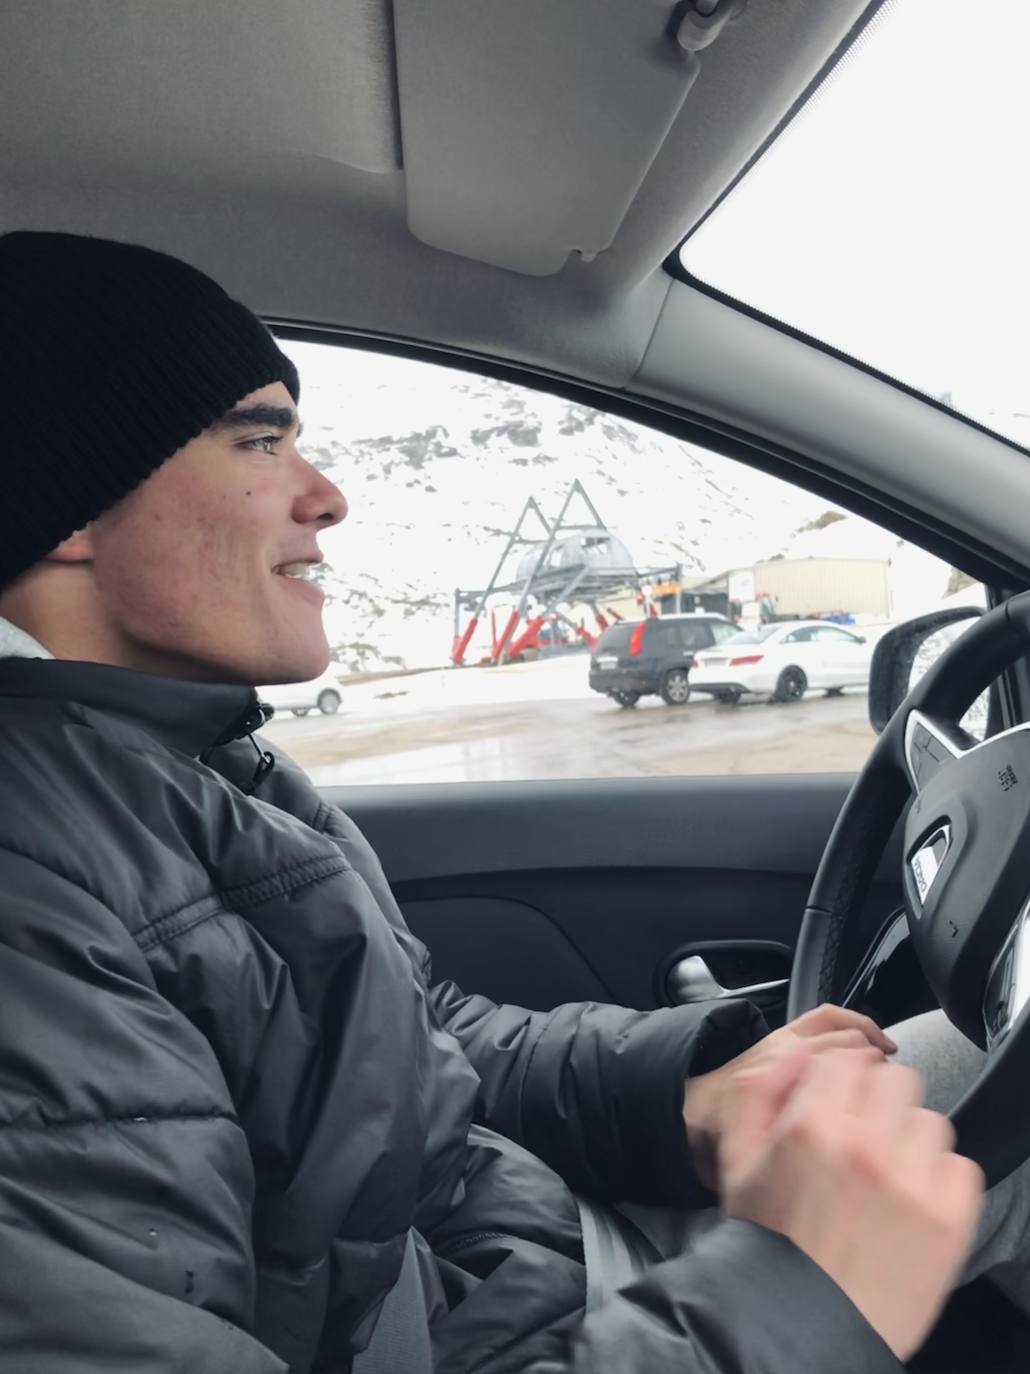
3, 0, 1030, 1368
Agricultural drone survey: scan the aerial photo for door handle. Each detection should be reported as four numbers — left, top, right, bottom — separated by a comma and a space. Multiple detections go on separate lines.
667, 954, 788, 1008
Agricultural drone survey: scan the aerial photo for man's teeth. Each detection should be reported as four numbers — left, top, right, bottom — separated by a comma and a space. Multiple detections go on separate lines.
276, 563, 314, 579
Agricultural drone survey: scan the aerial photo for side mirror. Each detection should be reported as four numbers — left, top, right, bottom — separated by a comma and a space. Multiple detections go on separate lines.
868, 606, 983, 735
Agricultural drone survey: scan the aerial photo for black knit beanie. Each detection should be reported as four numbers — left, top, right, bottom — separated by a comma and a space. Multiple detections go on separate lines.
0, 231, 300, 588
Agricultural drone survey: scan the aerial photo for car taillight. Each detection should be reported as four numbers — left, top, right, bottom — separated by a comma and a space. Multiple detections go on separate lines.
629, 623, 647, 657
729, 654, 764, 666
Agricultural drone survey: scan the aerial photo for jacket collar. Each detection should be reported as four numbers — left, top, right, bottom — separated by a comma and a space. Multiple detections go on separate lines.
0, 616, 53, 660
0, 655, 265, 758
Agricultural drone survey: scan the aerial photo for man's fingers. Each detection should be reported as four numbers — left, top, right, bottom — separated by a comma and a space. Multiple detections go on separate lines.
793, 1004, 898, 1055
724, 1045, 983, 1361
805, 1028, 891, 1058
934, 1150, 986, 1238
898, 1106, 957, 1164
719, 1049, 811, 1180
840, 1064, 927, 1180
774, 1047, 871, 1139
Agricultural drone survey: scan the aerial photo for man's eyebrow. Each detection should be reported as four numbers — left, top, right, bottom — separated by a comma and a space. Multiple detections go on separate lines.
209, 404, 303, 436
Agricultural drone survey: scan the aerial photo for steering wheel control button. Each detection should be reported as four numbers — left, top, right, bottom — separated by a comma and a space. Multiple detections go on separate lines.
986, 952, 1014, 1040
984, 903, 1030, 1048
903, 711, 967, 792
909, 825, 951, 907
925, 737, 953, 765
907, 722, 933, 786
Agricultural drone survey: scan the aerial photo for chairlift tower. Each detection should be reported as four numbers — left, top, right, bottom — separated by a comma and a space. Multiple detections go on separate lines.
451, 480, 681, 665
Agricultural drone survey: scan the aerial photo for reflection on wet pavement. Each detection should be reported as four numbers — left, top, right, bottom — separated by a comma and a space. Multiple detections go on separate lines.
265, 678, 876, 786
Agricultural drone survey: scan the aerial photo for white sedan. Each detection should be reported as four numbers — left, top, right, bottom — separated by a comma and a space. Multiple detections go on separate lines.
689, 620, 872, 704
258, 667, 344, 717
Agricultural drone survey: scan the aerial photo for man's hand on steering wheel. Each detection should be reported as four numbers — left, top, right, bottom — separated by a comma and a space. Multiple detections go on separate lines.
683, 1003, 896, 1189
721, 1049, 983, 1361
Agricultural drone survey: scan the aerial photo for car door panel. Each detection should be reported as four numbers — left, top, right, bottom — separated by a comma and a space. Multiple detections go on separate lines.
850, 639, 874, 685
802, 638, 832, 688
777, 631, 817, 689
847, 644, 869, 684
814, 627, 867, 685
328, 775, 904, 1016
797, 641, 825, 688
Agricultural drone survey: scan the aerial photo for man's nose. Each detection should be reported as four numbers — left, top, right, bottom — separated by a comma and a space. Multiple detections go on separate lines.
297, 461, 348, 528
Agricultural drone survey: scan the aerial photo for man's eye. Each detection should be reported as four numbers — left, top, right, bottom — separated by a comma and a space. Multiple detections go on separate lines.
243, 434, 279, 454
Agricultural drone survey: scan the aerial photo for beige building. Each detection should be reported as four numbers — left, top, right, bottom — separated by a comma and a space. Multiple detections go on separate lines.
745, 556, 890, 620
569, 557, 893, 631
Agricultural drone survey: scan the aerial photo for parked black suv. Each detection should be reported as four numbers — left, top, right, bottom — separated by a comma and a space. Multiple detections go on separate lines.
589, 614, 740, 707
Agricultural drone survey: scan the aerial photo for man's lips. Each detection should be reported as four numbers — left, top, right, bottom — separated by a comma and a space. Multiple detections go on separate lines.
272, 555, 323, 576
270, 557, 326, 605
275, 574, 325, 605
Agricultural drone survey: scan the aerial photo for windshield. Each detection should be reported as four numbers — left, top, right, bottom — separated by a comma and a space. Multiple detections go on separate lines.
681, 0, 1030, 450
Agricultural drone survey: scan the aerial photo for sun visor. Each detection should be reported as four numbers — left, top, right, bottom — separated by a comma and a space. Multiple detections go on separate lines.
393, 0, 736, 276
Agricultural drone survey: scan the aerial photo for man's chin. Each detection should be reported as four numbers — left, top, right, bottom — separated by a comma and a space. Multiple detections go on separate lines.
254, 647, 332, 688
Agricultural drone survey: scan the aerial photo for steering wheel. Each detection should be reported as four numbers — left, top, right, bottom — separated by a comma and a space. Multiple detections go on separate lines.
789, 590, 1030, 1187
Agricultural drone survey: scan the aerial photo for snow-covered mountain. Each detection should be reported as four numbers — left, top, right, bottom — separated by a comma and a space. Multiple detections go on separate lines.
281, 341, 952, 670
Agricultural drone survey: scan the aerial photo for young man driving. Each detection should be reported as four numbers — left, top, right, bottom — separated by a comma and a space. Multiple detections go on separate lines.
0, 230, 1016, 1373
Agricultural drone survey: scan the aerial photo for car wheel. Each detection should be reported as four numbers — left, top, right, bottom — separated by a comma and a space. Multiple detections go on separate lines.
317, 690, 341, 715
715, 689, 742, 705
660, 669, 692, 706
291, 707, 311, 717
773, 667, 807, 703
611, 691, 640, 708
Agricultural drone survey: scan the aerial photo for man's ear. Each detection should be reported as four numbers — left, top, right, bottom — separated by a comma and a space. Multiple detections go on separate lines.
45, 526, 95, 564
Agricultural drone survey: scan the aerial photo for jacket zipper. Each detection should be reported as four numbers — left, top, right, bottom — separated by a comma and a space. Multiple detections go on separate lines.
435, 1230, 511, 1260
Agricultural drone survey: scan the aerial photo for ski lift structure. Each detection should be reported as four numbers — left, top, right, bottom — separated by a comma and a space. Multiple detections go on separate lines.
451, 480, 682, 666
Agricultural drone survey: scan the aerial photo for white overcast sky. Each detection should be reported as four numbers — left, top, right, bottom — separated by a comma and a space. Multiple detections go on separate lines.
684, 0, 1030, 445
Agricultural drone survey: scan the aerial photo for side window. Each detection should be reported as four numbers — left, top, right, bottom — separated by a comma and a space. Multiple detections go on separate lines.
783, 628, 814, 644
679, 624, 712, 650
272, 338, 988, 784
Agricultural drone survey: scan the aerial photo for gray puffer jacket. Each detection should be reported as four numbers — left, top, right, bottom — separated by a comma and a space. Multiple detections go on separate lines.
0, 657, 901, 1373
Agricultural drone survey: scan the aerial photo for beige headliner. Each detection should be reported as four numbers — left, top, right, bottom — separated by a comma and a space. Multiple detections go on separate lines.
2, 0, 872, 376
3, 0, 1028, 576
